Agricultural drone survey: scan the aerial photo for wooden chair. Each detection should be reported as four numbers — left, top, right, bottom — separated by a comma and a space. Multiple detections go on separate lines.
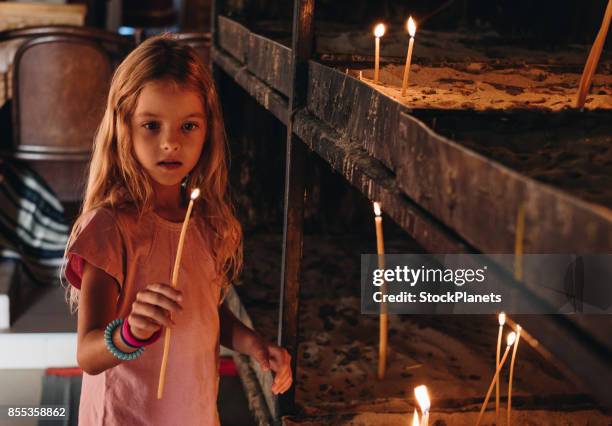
0, 24, 133, 45
1, 27, 133, 203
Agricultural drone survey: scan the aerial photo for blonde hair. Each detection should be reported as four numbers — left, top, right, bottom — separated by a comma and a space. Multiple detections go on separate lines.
62, 34, 242, 311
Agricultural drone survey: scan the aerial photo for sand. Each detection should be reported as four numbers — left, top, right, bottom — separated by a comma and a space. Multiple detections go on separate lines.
235, 234, 611, 424
355, 63, 611, 111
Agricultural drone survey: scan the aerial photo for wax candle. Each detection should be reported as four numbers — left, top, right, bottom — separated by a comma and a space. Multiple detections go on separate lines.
373, 23, 386, 83
495, 312, 505, 422
158, 188, 201, 399
576, 0, 612, 109
401, 16, 417, 96
476, 332, 517, 426
507, 325, 522, 426
514, 204, 525, 280
373, 202, 388, 379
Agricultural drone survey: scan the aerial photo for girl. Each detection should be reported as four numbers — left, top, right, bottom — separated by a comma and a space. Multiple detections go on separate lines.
62, 35, 292, 425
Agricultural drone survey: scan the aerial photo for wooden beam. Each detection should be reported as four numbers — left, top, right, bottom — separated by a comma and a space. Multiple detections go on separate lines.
211, 46, 289, 124
277, 0, 315, 417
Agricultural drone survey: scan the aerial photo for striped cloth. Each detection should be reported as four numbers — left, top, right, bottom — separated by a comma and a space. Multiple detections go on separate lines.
0, 159, 69, 285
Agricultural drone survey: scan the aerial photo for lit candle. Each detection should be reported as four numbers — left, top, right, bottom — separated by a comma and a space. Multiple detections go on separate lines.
373, 201, 388, 379
401, 16, 417, 96
495, 312, 505, 423
373, 23, 386, 83
507, 325, 522, 426
158, 188, 201, 399
414, 385, 430, 426
476, 332, 517, 426
412, 408, 420, 426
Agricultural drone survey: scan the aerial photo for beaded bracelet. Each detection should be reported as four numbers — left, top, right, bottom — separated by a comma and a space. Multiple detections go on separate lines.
104, 318, 144, 361
121, 319, 161, 348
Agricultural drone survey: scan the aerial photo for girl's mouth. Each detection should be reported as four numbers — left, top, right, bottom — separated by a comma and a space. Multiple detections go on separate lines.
157, 161, 183, 170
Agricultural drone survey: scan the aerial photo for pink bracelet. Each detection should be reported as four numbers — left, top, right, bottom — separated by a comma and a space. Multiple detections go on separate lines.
121, 319, 162, 348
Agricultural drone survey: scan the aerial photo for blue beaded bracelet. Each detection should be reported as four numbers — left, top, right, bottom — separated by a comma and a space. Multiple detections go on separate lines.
104, 318, 144, 361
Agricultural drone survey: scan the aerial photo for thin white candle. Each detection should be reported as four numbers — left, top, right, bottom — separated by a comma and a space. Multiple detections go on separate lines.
373, 23, 386, 83
401, 16, 417, 96
507, 325, 522, 426
414, 385, 430, 426
476, 332, 517, 426
495, 312, 505, 422
158, 188, 200, 399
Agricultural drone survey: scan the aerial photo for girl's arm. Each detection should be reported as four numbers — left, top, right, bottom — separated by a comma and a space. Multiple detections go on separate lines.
219, 303, 258, 354
77, 262, 182, 375
219, 303, 293, 394
77, 262, 135, 375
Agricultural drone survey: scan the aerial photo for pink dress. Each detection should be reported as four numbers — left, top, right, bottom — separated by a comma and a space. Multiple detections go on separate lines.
65, 206, 221, 426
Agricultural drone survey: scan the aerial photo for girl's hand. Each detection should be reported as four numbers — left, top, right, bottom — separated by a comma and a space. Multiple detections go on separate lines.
127, 283, 183, 340
250, 338, 293, 395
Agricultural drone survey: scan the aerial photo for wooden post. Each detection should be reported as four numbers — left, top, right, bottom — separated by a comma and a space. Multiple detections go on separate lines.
277, 0, 315, 418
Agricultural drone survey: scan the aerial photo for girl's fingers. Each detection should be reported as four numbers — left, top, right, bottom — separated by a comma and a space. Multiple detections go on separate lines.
137, 289, 183, 314
274, 364, 292, 386
268, 347, 291, 372
148, 283, 183, 303
273, 372, 292, 394
128, 314, 160, 336
273, 374, 292, 394
266, 346, 292, 394
132, 301, 175, 328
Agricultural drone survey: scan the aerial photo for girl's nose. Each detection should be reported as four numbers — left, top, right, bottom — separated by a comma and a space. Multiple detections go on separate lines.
161, 137, 180, 151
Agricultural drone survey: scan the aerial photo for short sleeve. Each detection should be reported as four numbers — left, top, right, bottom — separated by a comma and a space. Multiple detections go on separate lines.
65, 208, 125, 290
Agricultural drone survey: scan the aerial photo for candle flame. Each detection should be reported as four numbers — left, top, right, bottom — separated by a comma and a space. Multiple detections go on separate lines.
373, 201, 382, 216
407, 16, 416, 37
498, 312, 506, 326
412, 408, 420, 426
507, 331, 517, 347
374, 23, 386, 38
190, 188, 201, 200
516, 324, 522, 335
414, 385, 430, 412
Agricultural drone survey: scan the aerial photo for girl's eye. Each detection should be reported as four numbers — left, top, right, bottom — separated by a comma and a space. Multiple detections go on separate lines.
182, 122, 198, 132
143, 122, 160, 131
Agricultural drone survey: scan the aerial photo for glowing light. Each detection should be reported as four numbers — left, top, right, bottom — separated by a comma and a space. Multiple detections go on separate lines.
507, 332, 517, 347
407, 16, 417, 37
373, 201, 382, 216
414, 385, 430, 412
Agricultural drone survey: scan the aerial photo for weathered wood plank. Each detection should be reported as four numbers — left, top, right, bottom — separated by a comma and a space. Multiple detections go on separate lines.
307, 61, 612, 253
218, 16, 249, 63
293, 109, 470, 254
396, 111, 612, 253
248, 33, 292, 97
212, 46, 289, 124
307, 61, 403, 173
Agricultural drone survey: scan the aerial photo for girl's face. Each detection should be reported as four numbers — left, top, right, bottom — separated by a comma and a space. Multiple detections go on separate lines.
131, 80, 206, 190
